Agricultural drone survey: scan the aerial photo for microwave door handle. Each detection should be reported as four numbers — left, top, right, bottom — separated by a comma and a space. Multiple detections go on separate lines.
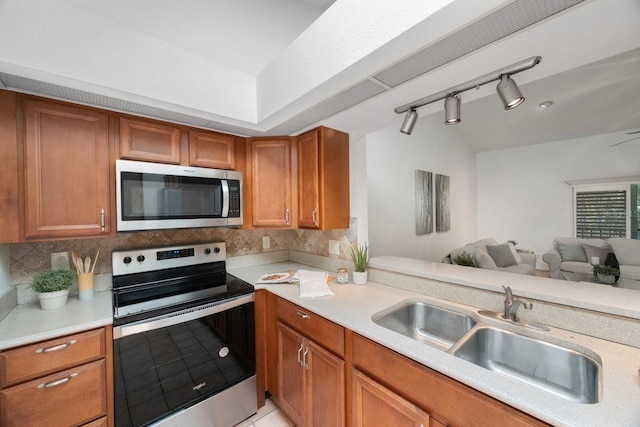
221, 180, 230, 217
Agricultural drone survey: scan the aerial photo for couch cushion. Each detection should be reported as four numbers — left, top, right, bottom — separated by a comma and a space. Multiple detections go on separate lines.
557, 241, 587, 262
450, 245, 497, 270
581, 243, 613, 265
554, 237, 607, 249
608, 237, 640, 266
486, 243, 519, 267
620, 265, 640, 280
561, 261, 594, 274
466, 237, 498, 253
498, 263, 535, 275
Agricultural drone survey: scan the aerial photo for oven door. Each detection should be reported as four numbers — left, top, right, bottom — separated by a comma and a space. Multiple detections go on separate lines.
113, 294, 256, 427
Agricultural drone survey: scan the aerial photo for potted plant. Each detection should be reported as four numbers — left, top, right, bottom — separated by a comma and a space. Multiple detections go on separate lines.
593, 264, 619, 285
350, 242, 369, 285
30, 269, 74, 310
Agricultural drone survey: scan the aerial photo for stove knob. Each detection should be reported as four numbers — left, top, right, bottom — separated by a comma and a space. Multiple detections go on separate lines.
137, 255, 145, 263
204, 248, 211, 255
214, 247, 221, 254
123, 256, 132, 264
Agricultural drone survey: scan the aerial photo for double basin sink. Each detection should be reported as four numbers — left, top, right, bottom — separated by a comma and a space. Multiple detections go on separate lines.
372, 299, 601, 404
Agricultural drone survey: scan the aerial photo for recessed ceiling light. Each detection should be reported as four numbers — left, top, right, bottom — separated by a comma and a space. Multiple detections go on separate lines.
538, 101, 554, 108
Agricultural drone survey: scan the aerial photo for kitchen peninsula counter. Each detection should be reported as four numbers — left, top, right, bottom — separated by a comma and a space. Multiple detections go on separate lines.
229, 261, 640, 427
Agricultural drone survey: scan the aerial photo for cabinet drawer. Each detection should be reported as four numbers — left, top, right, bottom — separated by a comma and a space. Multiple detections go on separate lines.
0, 328, 106, 388
0, 359, 107, 427
276, 298, 344, 356
83, 416, 108, 427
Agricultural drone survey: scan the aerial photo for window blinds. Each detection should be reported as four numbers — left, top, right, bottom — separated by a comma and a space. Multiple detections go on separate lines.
575, 190, 626, 238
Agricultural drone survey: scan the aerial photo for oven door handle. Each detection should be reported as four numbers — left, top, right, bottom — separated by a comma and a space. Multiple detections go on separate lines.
113, 293, 254, 339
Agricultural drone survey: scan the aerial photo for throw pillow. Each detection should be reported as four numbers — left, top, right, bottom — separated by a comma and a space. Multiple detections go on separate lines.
486, 243, 519, 267
581, 243, 612, 265
473, 247, 498, 270
557, 241, 587, 262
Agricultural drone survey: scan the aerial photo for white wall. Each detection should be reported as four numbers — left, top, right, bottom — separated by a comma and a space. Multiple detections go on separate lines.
365, 113, 478, 260
477, 132, 640, 267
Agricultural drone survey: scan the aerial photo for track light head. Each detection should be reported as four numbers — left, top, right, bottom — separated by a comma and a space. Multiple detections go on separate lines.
444, 94, 461, 125
400, 108, 418, 134
496, 74, 525, 109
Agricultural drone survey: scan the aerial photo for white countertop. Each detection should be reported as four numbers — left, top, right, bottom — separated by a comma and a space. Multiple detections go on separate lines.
229, 261, 640, 427
0, 290, 113, 350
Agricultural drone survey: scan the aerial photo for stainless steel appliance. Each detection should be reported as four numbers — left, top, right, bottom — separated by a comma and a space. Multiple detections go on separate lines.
115, 159, 242, 231
112, 242, 256, 427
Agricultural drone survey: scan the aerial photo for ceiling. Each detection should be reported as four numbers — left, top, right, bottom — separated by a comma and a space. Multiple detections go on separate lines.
0, 0, 639, 151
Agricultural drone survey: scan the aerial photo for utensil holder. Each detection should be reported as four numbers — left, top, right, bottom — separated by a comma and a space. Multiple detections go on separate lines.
78, 272, 95, 301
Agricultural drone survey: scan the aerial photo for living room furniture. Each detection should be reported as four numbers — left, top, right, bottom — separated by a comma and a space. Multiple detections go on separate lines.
443, 238, 536, 275
542, 237, 640, 282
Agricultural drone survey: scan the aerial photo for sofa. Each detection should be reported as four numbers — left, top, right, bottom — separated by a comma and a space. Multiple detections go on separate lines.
443, 237, 536, 275
542, 237, 640, 281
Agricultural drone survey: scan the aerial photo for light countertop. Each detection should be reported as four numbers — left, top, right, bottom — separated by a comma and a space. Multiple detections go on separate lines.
0, 290, 113, 350
229, 261, 640, 427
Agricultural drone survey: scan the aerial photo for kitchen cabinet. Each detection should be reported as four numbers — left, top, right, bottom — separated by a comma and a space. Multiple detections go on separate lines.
274, 298, 345, 427
0, 90, 20, 243
297, 126, 349, 230
350, 332, 546, 427
119, 116, 182, 164
248, 137, 296, 228
0, 326, 113, 427
23, 98, 112, 240
352, 368, 429, 427
189, 129, 237, 170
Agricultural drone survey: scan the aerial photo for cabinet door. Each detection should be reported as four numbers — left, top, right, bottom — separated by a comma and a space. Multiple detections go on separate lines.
119, 116, 181, 164
297, 129, 320, 229
24, 99, 111, 239
0, 90, 20, 243
352, 369, 429, 427
250, 138, 293, 227
277, 322, 305, 426
306, 340, 345, 427
189, 130, 236, 169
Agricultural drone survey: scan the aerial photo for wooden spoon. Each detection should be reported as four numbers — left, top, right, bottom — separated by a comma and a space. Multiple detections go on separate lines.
91, 250, 100, 273
84, 256, 91, 274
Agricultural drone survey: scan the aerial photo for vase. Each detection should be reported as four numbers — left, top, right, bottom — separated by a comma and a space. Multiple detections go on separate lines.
38, 289, 70, 310
596, 273, 615, 285
352, 271, 368, 285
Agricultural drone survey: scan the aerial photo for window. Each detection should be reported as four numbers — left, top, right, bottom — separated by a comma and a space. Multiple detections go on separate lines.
572, 182, 640, 239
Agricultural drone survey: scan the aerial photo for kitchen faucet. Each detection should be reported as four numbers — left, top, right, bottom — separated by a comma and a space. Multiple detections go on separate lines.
502, 285, 532, 321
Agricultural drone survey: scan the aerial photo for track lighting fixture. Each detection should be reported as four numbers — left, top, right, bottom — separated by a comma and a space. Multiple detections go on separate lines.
496, 75, 525, 109
444, 94, 461, 125
395, 56, 541, 134
400, 108, 418, 135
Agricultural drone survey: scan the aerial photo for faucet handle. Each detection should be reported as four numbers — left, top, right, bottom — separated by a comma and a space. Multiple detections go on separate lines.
502, 285, 513, 301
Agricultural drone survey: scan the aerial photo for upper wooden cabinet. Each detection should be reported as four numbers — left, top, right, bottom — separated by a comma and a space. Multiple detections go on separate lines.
0, 90, 20, 243
23, 99, 112, 240
297, 126, 349, 230
248, 137, 296, 228
189, 130, 236, 170
119, 117, 181, 164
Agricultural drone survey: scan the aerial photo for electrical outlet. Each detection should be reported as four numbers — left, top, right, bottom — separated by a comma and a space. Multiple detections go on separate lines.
51, 251, 70, 270
263, 236, 271, 249
329, 240, 340, 255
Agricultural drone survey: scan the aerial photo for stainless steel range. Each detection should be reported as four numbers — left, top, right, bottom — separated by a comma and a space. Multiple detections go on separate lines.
112, 242, 256, 427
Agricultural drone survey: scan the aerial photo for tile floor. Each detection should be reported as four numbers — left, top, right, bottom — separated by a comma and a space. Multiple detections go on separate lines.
234, 398, 295, 427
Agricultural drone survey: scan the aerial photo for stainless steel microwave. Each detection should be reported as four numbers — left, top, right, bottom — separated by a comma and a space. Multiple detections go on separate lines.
115, 159, 242, 231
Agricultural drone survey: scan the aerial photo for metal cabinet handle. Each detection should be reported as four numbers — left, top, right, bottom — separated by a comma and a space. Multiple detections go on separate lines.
297, 345, 303, 365
295, 310, 310, 319
285, 209, 290, 224
35, 339, 77, 354
100, 208, 105, 230
302, 347, 309, 370
312, 208, 318, 226
37, 372, 78, 389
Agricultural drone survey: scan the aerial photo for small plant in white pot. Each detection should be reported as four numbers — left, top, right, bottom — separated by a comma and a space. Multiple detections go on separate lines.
593, 264, 619, 285
30, 269, 74, 310
350, 243, 369, 285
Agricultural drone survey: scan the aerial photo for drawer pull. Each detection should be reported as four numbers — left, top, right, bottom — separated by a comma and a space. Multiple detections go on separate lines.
295, 310, 310, 319
35, 339, 77, 354
37, 372, 78, 389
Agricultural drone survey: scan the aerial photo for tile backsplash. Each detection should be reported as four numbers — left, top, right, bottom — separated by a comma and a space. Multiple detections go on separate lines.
10, 219, 358, 303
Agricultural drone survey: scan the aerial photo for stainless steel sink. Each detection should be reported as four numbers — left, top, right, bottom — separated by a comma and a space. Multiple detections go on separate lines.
372, 300, 476, 350
452, 326, 601, 403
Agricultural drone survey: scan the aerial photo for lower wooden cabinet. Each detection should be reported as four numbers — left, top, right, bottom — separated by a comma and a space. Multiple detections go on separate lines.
352, 369, 429, 427
277, 321, 345, 427
0, 326, 113, 427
